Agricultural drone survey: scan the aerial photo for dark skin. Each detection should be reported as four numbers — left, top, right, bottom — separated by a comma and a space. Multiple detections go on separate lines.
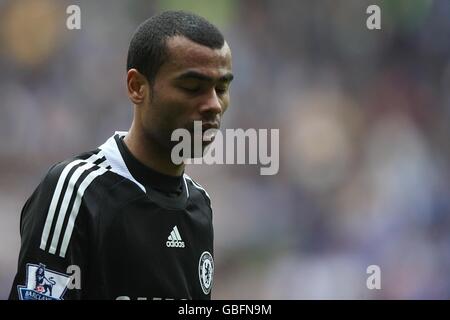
124, 35, 233, 177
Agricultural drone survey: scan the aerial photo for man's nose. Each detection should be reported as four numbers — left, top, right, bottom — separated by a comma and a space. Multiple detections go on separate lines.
199, 89, 222, 116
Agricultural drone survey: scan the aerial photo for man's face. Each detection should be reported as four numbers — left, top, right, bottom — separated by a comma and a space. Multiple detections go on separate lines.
141, 35, 233, 152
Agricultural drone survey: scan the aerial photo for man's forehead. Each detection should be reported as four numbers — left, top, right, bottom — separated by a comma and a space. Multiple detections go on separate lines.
164, 36, 232, 71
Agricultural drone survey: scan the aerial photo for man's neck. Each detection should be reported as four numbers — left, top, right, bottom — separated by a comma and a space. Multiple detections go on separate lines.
124, 123, 185, 177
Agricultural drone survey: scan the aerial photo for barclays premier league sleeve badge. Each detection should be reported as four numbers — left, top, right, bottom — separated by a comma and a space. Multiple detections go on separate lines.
17, 263, 71, 300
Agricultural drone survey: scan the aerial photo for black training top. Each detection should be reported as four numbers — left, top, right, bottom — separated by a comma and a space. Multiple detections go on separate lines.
9, 132, 214, 300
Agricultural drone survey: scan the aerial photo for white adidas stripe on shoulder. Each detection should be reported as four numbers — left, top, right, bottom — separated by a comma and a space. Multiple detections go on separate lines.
40, 151, 110, 258
183, 174, 211, 203
59, 165, 109, 258
98, 132, 146, 193
48, 160, 98, 255
183, 175, 190, 198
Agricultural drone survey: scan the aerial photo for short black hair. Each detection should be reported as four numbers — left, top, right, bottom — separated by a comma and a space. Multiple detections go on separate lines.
126, 11, 225, 83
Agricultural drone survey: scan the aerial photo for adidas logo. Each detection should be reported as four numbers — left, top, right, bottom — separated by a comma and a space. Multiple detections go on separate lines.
166, 226, 185, 248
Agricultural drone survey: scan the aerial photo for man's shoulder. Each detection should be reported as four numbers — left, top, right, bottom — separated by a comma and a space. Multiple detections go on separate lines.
45, 148, 110, 183
41, 148, 127, 202
184, 174, 212, 208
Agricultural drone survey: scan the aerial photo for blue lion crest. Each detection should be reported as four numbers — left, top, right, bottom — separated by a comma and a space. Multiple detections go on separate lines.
34, 264, 57, 296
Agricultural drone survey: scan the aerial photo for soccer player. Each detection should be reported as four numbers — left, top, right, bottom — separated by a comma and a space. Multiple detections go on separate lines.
9, 11, 233, 300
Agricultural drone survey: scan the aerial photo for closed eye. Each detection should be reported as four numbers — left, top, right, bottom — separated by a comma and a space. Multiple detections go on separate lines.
215, 86, 228, 95
180, 86, 201, 94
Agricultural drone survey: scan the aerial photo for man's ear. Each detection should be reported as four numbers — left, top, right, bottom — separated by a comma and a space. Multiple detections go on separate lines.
127, 69, 149, 105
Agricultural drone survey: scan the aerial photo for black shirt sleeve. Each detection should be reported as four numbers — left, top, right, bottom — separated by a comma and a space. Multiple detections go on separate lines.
9, 163, 90, 300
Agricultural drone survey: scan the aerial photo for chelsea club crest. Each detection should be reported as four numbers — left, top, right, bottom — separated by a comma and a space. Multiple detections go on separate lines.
198, 251, 214, 295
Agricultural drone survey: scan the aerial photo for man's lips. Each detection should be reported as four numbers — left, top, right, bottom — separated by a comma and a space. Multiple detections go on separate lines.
201, 122, 219, 130
186, 121, 220, 142
201, 122, 219, 142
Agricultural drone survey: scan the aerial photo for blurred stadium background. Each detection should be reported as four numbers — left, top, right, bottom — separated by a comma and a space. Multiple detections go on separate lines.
1, 0, 450, 299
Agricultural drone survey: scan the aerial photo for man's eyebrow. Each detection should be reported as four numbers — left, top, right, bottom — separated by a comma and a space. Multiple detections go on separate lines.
176, 71, 234, 83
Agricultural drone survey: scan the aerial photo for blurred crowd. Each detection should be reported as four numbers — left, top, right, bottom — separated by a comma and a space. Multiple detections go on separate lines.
1, 0, 450, 299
